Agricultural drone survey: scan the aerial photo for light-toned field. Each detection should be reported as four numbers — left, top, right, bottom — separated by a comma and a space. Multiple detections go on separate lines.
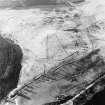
1, 0, 105, 105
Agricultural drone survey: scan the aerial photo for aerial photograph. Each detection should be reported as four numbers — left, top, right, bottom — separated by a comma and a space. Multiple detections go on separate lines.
0, 0, 104, 105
